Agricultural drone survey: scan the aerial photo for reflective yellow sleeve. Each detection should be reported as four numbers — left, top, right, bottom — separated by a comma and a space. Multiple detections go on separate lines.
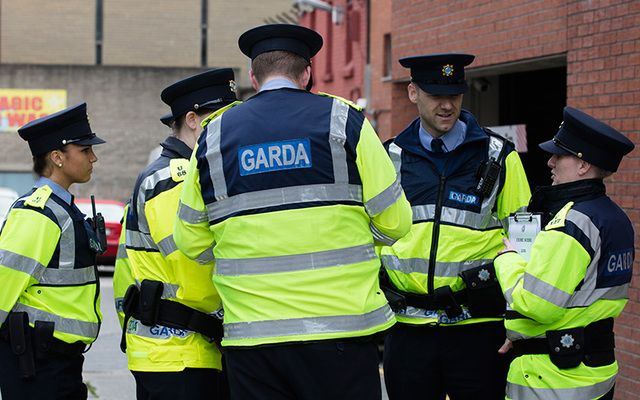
0, 207, 60, 322
174, 143, 215, 262
356, 117, 412, 242
495, 229, 590, 324
113, 205, 133, 327
496, 150, 531, 220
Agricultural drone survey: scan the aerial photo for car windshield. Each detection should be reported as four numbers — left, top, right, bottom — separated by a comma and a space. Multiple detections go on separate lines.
0, 190, 18, 221
76, 202, 124, 223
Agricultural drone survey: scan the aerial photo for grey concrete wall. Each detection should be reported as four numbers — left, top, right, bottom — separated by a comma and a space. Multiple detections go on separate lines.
0, 64, 205, 202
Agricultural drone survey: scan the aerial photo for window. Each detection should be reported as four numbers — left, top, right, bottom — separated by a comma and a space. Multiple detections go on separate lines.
383, 33, 392, 79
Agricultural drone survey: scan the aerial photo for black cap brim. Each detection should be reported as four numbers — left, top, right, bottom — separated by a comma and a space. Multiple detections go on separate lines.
414, 81, 468, 96
160, 113, 174, 127
539, 139, 571, 155
74, 135, 106, 146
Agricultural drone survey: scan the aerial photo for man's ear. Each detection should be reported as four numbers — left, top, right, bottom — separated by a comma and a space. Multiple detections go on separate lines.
577, 159, 593, 177
249, 69, 259, 91
407, 83, 418, 104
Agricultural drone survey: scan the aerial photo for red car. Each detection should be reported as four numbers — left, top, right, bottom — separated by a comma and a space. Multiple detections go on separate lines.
75, 198, 125, 268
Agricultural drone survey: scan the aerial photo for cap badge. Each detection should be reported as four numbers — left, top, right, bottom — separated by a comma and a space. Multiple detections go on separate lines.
229, 80, 237, 94
442, 64, 454, 77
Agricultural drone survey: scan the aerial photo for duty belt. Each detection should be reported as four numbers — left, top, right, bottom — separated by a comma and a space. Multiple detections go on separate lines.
381, 263, 506, 319
512, 318, 615, 369
120, 280, 223, 352
0, 312, 86, 379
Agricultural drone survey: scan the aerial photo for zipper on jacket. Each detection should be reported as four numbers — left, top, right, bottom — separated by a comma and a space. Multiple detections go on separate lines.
428, 174, 447, 294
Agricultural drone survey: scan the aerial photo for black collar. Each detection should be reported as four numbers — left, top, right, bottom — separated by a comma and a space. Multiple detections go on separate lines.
159, 136, 193, 160
529, 179, 606, 220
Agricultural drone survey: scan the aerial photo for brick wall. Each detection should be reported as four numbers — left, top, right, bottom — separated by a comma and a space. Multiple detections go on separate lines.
390, 0, 568, 135
368, 0, 393, 140
565, 2, 640, 398
300, 0, 368, 102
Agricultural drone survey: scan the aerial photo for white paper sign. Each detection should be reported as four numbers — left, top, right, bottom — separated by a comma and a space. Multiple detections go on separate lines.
507, 213, 542, 261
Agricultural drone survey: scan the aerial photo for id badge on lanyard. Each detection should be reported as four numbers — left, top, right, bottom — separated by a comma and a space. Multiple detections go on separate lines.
507, 212, 542, 261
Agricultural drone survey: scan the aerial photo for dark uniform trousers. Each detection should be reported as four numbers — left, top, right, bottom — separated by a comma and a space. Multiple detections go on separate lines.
132, 368, 227, 400
0, 339, 87, 400
224, 339, 382, 400
384, 321, 511, 400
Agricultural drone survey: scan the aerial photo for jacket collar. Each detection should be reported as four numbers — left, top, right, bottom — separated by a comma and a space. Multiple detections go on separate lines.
159, 136, 193, 160
528, 179, 606, 217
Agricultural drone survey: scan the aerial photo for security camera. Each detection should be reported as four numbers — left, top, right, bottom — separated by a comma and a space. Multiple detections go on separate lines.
472, 78, 490, 92
295, 0, 333, 12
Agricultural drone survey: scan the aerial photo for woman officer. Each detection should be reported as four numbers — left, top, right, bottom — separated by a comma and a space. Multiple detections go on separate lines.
0, 103, 105, 400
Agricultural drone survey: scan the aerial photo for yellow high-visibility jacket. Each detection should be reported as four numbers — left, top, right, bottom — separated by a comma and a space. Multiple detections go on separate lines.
175, 89, 412, 347
0, 183, 101, 344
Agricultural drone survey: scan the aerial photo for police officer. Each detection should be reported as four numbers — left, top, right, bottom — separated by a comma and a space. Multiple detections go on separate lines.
0, 103, 105, 399
495, 107, 635, 400
380, 54, 531, 399
114, 68, 239, 399
174, 24, 412, 400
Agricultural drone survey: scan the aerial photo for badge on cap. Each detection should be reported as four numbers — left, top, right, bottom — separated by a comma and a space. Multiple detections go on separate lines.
229, 80, 237, 94
442, 64, 454, 77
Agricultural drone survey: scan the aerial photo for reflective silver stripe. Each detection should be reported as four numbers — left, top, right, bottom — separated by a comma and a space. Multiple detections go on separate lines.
206, 183, 362, 222
569, 284, 630, 306
381, 255, 492, 277
370, 223, 397, 246
204, 116, 228, 200
0, 249, 46, 279
224, 304, 394, 340
162, 283, 180, 299
329, 98, 349, 184
506, 375, 615, 400
12, 303, 98, 339
507, 330, 545, 341
0, 309, 8, 325
133, 280, 180, 300
178, 201, 208, 224
48, 200, 75, 269
195, 247, 215, 265
388, 143, 403, 179
137, 166, 172, 233
365, 176, 402, 216
412, 204, 503, 230
39, 266, 96, 285
127, 317, 195, 339
216, 244, 376, 276
157, 235, 178, 257
126, 230, 159, 251
504, 276, 523, 305
116, 243, 127, 260
523, 272, 571, 308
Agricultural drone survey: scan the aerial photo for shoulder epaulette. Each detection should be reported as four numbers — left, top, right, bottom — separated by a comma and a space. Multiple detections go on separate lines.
545, 201, 575, 230
170, 158, 190, 182
201, 100, 243, 128
24, 185, 53, 209
318, 92, 363, 111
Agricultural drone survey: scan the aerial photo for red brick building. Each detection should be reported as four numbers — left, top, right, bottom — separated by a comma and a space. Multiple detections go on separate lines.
301, 1, 640, 398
